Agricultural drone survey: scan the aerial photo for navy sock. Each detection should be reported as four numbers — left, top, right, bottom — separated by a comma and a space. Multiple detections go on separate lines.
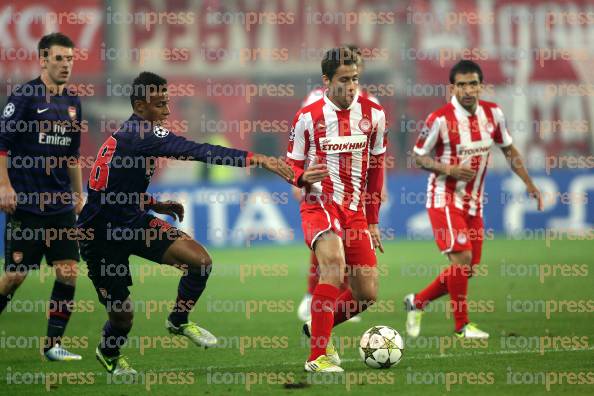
100, 320, 130, 357
45, 281, 75, 352
0, 293, 11, 314
168, 265, 211, 327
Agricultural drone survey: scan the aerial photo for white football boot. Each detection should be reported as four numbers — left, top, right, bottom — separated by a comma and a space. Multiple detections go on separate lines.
304, 355, 344, 373
44, 343, 82, 361
297, 293, 312, 322
404, 293, 423, 338
166, 320, 218, 348
455, 323, 489, 339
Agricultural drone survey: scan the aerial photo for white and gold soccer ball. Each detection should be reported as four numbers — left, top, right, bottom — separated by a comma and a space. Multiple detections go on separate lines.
359, 325, 404, 368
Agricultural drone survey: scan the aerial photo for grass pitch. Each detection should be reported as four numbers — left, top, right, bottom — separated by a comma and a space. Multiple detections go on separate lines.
1, 238, 593, 395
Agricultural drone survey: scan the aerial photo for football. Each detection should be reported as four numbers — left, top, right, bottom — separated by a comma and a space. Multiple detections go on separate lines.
359, 325, 404, 368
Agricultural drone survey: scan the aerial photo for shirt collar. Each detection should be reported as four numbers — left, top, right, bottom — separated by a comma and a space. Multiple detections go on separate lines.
35, 76, 69, 96
451, 95, 478, 117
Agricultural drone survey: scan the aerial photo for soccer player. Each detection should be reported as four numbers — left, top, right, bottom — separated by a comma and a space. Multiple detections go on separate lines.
296, 45, 384, 323
77, 71, 293, 376
404, 60, 543, 339
0, 33, 83, 361
286, 47, 387, 372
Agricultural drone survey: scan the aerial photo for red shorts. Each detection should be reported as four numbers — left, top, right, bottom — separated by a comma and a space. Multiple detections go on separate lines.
300, 198, 376, 267
427, 206, 484, 265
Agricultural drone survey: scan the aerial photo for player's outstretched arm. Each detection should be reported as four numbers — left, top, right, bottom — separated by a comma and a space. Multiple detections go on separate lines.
500, 144, 543, 211
135, 126, 293, 181
248, 153, 294, 182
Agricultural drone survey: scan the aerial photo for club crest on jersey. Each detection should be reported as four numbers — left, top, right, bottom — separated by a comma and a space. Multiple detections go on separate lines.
2, 102, 15, 118
457, 233, 468, 245
358, 117, 372, 133
12, 251, 23, 264
68, 106, 77, 121
153, 125, 170, 138
319, 135, 367, 154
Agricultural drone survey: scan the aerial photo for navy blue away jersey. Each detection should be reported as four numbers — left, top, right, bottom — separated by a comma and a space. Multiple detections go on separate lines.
77, 114, 250, 232
0, 77, 82, 215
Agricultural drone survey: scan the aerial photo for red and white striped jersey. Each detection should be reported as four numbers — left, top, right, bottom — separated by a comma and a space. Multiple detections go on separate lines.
413, 96, 512, 217
302, 87, 380, 107
287, 93, 387, 212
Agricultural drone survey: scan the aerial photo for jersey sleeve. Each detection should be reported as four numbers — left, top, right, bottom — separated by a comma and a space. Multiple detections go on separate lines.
134, 125, 250, 166
492, 107, 513, 148
370, 108, 387, 156
413, 113, 441, 156
0, 93, 28, 155
365, 154, 384, 224
285, 111, 310, 186
68, 99, 82, 158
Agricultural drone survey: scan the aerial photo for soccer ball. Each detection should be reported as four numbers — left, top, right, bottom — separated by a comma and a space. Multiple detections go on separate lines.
359, 325, 404, 368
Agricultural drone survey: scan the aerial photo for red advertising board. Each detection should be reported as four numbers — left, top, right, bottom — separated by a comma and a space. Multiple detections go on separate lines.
0, 0, 104, 80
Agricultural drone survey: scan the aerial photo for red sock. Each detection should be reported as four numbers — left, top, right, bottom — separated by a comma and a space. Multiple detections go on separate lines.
333, 289, 368, 326
309, 283, 340, 361
414, 269, 449, 309
307, 253, 319, 295
446, 264, 470, 331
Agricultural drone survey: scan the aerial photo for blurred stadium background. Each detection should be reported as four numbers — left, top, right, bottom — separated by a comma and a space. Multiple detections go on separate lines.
1, 0, 593, 247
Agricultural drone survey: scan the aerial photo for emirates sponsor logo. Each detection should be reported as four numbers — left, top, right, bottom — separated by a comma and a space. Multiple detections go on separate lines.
319, 135, 367, 154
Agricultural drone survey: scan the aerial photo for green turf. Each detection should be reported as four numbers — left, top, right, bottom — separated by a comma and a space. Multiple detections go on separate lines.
1, 238, 593, 395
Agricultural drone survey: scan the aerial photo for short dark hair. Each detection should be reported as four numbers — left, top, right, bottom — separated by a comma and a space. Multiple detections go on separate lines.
130, 71, 168, 108
38, 32, 74, 58
449, 60, 483, 84
321, 47, 358, 80
344, 44, 364, 67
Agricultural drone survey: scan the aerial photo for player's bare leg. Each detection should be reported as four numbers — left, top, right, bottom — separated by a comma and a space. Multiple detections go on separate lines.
331, 226, 377, 327
162, 238, 217, 348
298, 252, 359, 322
304, 231, 344, 372
0, 270, 27, 313
334, 265, 377, 328
97, 297, 137, 376
43, 260, 81, 361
